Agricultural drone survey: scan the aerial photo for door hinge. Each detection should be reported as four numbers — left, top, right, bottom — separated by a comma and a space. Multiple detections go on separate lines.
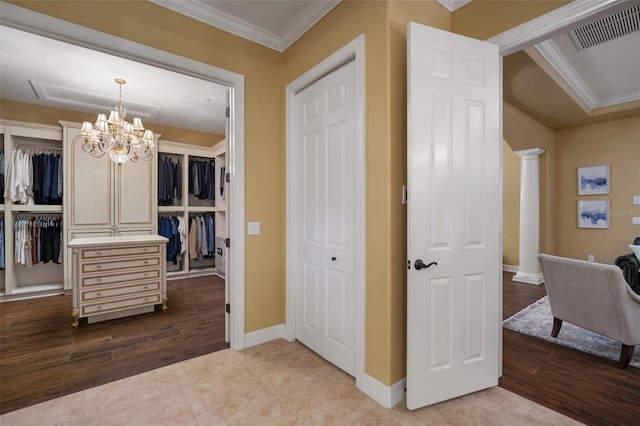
225, 303, 230, 313
402, 185, 408, 205
225, 172, 230, 183
225, 238, 231, 248
225, 106, 230, 118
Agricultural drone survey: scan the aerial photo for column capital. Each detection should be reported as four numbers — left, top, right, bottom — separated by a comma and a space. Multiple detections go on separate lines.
515, 147, 546, 159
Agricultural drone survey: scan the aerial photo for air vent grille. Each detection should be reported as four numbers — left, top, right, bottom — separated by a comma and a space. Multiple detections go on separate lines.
570, 5, 640, 50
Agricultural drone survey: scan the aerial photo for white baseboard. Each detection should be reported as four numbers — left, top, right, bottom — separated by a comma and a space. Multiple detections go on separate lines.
358, 374, 405, 408
244, 324, 285, 348
503, 264, 519, 273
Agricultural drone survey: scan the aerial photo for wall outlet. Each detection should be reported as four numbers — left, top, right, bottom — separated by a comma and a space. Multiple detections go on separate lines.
633, 195, 640, 205
588, 255, 595, 262
633, 217, 640, 225
247, 221, 261, 235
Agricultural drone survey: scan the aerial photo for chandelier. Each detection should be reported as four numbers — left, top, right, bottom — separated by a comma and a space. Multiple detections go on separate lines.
77, 78, 155, 164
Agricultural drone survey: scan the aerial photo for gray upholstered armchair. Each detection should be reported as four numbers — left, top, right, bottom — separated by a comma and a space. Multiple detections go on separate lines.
538, 254, 640, 368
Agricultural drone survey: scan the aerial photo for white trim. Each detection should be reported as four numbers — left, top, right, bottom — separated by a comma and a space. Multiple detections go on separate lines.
0, 2, 246, 351
150, 0, 341, 53
279, 1, 342, 52
535, 39, 640, 108
513, 272, 545, 285
487, 0, 631, 56
244, 324, 285, 348
358, 375, 406, 408
285, 34, 366, 390
503, 264, 519, 273
436, 0, 473, 13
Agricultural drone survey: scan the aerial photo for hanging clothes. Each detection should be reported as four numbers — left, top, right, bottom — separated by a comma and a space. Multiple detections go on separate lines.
188, 214, 215, 260
0, 149, 5, 197
188, 158, 215, 200
158, 215, 186, 264
4, 148, 62, 205
158, 155, 181, 205
14, 216, 62, 266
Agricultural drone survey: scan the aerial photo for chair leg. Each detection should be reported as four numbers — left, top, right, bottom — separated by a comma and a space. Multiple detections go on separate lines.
551, 317, 563, 337
619, 344, 635, 369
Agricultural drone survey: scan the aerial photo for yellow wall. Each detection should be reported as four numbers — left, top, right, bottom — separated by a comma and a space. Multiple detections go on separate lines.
7, 0, 286, 332
0, 100, 224, 146
555, 116, 640, 263
502, 141, 520, 266
451, 0, 570, 40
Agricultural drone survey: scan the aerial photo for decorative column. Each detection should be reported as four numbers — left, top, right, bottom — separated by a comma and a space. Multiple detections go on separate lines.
513, 148, 545, 284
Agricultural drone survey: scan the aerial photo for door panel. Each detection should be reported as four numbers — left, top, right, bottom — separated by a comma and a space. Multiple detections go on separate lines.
295, 61, 356, 376
115, 160, 155, 228
407, 22, 501, 410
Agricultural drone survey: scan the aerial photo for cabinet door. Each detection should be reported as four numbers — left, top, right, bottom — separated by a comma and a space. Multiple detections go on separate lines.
114, 157, 156, 231
65, 126, 114, 229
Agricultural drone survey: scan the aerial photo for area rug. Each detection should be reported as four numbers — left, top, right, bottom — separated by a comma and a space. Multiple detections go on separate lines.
503, 296, 639, 368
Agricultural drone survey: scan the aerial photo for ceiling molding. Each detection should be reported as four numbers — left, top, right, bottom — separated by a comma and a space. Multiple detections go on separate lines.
150, 0, 281, 51
279, 0, 341, 51
535, 40, 640, 109
436, 0, 473, 13
487, 0, 633, 56
150, 0, 341, 52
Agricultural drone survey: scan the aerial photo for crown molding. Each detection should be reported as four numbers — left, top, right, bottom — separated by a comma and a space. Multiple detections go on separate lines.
279, 0, 341, 51
436, 0, 473, 13
150, 0, 281, 51
487, 0, 631, 56
151, 0, 340, 53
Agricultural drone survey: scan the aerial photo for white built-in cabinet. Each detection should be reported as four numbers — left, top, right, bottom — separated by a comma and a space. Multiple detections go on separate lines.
0, 120, 64, 299
61, 121, 158, 291
157, 139, 227, 279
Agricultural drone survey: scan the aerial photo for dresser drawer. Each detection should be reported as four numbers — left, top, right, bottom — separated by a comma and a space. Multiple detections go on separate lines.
81, 245, 160, 260
81, 293, 161, 316
80, 269, 161, 287
81, 281, 160, 301
81, 257, 160, 274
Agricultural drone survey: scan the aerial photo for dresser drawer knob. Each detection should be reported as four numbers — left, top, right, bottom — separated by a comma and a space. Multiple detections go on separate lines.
144, 273, 148, 277
96, 252, 101, 255
96, 265, 101, 269
97, 306, 102, 310
144, 261, 149, 264
144, 286, 148, 289
96, 279, 101, 282
96, 292, 102, 296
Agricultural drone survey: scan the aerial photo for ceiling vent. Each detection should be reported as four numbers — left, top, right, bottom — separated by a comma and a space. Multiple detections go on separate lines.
569, 5, 640, 50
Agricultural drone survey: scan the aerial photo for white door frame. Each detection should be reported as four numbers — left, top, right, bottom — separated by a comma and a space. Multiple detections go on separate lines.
285, 35, 366, 384
0, 2, 247, 350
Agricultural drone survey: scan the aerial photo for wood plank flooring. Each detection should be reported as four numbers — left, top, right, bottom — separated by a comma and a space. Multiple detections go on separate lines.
1, 272, 639, 423
0, 275, 228, 415
500, 272, 640, 425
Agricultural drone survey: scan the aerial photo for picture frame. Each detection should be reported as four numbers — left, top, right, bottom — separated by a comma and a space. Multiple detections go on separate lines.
578, 165, 609, 195
577, 199, 609, 229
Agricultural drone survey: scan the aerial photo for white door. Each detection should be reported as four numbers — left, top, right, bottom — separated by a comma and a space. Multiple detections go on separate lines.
406, 22, 502, 409
295, 61, 356, 376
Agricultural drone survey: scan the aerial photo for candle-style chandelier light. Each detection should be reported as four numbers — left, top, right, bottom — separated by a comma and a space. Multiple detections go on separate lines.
77, 78, 155, 164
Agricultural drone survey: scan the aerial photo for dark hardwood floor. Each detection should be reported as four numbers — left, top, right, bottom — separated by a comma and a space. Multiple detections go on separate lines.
500, 272, 640, 425
0, 275, 228, 415
2, 272, 639, 423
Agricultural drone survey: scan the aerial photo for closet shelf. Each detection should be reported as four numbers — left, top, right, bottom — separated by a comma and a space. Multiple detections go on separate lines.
11, 205, 63, 213
189, 206, 218, 213
158, 206, 185, 213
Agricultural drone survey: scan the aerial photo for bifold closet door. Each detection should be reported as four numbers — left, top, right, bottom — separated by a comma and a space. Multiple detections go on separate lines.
294, 61, 356, 376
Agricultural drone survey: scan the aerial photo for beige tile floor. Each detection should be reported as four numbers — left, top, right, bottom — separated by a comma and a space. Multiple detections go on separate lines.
1, 339, 581, 425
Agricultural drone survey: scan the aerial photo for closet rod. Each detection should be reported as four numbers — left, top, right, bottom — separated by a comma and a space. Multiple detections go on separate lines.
13, 143, 62, 152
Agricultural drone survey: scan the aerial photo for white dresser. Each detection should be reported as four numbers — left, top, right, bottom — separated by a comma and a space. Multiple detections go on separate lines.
68, 235, 169, 327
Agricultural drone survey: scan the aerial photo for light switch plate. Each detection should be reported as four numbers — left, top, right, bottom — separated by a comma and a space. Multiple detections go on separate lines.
633, 195, 640, 205
633, 217, 640, 225
248, 221, 261, 235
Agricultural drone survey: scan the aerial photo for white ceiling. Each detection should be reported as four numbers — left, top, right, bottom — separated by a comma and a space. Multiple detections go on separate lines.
0, 0, 638, 134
